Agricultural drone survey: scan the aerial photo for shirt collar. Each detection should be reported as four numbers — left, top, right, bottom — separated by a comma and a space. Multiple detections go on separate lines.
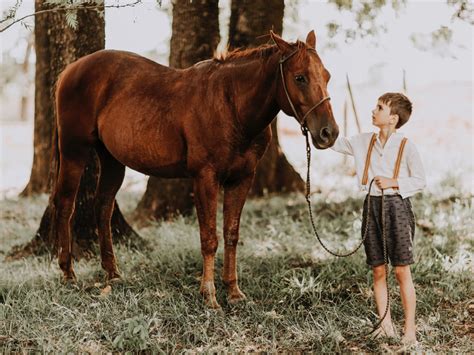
375, 131, 403, 148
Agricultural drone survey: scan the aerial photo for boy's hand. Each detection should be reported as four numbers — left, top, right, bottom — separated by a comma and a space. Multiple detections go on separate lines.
374, 176, 398, 190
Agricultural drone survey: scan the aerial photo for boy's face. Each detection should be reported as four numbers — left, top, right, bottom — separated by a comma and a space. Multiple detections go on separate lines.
371, 100, 398, 128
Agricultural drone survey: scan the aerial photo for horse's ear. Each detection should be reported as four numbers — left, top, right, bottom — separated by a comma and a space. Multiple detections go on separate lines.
306, 30, 316, 49
270, 30, 292, 53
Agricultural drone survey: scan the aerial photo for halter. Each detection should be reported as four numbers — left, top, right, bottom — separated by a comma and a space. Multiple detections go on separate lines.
278, 48, 331, 134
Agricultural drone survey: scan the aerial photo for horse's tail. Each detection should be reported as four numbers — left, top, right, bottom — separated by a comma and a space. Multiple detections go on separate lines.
48, 72, 63, 255
50, 122, 60, 200
50, 72, 63, 204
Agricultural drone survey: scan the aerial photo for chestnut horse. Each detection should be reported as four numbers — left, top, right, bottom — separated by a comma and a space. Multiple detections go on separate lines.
53, 30, 338, 308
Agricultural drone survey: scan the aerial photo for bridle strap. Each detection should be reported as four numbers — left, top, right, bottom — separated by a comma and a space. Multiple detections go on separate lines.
301, 96, 331, 125
278, 48, 330, 132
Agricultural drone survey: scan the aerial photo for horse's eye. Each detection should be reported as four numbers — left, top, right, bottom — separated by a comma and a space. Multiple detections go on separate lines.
295, 75, 307, 83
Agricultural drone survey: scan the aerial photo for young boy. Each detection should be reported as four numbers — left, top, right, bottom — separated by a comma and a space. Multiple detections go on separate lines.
331, 92, 426, 344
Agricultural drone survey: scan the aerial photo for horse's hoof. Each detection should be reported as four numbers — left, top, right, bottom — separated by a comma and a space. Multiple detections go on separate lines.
205, 299, 222, 310
201, 290, 221, 309
106, 271, 122, 283
200, 281, 220, 309
228, 290, 247, 304
62, 270, 77, 284
62, 277, 76, 285
62, 275, 78, 290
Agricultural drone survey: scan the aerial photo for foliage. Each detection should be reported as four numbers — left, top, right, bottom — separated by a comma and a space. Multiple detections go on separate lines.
448, 0, 474, 24
0, 180, 472, 352
112, 314, 159, 350
326, 0, 473, 50
410, 26, 458, 58
326, 0, 400, 43
0, 0, 23, 25
0, 0, 158, 32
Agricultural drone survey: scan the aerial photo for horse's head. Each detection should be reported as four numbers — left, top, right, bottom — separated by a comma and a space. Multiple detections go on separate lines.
272, 30, 339, 149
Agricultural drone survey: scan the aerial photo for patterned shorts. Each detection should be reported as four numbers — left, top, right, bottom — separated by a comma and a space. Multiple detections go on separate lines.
361, 194, 416, 267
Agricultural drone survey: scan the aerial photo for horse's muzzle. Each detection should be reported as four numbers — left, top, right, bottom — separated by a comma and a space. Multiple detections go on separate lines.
312, 125, 339, 149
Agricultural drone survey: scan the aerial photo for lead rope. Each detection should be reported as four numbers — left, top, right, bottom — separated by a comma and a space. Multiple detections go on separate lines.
302, 128, 390, 336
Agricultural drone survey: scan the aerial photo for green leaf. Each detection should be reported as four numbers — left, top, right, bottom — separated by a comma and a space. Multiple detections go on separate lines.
65, 11, 77, 30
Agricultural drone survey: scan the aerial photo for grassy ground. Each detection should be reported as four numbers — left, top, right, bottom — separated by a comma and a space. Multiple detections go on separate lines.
0, 180, 472, 352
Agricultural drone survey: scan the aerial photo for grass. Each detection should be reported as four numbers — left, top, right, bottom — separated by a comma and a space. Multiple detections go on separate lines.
0, 180, 473, 352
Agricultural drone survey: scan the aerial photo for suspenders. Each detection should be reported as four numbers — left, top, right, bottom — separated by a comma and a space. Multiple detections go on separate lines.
361, 134, 378, 186
361, 133, 408, 187
393, 137, 408, 180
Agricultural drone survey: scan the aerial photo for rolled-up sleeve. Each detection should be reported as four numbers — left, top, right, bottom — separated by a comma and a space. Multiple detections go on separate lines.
397, 142, 426, 198
330, 136, 354, 155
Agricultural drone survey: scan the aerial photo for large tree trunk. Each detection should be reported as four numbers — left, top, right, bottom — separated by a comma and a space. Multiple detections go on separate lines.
10, 1, 139, 260
134, 0, 220, 221
229, 0, 305, 196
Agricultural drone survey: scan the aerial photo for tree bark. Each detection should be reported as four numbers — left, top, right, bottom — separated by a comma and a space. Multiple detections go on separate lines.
10, 1, 140, 260
228, 0, 305, 196
134, 0, 220, 221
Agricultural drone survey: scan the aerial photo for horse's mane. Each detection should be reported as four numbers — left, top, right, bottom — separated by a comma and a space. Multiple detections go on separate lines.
214, 40, 308, 64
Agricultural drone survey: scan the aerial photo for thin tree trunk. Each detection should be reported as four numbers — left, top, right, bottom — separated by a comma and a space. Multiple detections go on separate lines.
20, 2, 55, 196
20, 37, 33, 121
134, 0, 220, 222
228, 0, 304, 196
10, 1, 140, 260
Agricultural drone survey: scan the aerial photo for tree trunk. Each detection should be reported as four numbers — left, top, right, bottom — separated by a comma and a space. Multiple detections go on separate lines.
20, 36, 33, 121
10, 1, 140, 260
229, 0, 305, 196
134, 0, 220, 221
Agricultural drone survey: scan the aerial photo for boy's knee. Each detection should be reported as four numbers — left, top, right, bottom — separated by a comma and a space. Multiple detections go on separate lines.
373, 265, 386, 281
394, 265, 411, 282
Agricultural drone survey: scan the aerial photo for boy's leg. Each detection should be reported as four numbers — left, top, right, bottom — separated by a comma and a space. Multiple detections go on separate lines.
394, 265, 417, 343
373, 264, 396, 336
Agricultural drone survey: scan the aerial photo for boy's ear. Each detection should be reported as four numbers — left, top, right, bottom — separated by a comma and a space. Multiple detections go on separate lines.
390, 114, 399, 126
306, 30, 316, 49
270, 30, 293, 54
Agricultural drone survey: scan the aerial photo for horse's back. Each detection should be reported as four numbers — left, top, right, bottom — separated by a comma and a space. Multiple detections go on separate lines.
57, 50, 174, 106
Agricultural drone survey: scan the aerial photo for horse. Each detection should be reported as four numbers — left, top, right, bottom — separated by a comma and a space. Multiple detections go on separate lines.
53, 30, 339, 308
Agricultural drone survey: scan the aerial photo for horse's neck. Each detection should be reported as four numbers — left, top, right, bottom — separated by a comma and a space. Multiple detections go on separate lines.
227, 55, 280, 138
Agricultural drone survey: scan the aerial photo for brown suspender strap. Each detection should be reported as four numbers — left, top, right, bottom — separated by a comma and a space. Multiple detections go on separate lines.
393, 137, 408, 180
362, 133, 377, 186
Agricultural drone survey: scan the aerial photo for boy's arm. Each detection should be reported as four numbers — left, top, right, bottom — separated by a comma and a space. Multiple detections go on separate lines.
330, 135, 355, 155
397, 142, 427, 198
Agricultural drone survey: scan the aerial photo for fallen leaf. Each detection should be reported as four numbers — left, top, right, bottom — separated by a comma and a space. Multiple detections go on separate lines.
100, 285, 112, 297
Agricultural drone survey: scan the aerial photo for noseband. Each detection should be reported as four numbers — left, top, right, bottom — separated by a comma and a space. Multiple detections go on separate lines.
279, 49, 330, 134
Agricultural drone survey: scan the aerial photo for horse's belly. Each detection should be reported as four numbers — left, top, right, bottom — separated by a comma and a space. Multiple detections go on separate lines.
127, 160, 190, 178
100, 123, 189, 178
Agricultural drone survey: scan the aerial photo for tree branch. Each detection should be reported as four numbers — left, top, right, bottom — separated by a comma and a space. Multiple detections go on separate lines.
0, 0, 23, 25
0, 0, 144, 33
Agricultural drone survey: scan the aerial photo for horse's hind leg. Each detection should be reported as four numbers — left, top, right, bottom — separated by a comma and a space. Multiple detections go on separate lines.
55, 148, 89, 281
94, 144, 125, 281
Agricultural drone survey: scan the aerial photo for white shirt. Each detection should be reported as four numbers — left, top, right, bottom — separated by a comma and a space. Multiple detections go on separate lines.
331, 132, 426, 198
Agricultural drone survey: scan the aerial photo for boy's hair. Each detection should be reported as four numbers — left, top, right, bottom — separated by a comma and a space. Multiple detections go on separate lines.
378, 92, 412, 129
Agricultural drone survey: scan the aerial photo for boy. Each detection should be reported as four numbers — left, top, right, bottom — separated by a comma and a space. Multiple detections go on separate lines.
331, 92, 426, 344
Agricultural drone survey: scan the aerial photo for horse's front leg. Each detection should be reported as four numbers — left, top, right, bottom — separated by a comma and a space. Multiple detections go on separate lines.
193, 169, 220, 309
222, 173, 254, 304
